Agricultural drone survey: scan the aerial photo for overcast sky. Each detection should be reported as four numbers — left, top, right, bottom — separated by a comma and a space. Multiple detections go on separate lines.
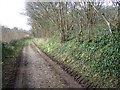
0, 0, 31, 30
0, 0, 113, 31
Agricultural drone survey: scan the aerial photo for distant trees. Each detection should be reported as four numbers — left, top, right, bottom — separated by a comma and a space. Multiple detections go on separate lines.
1, 26, 28, 42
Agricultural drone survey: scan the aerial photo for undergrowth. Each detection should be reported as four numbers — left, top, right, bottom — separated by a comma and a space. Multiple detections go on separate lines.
2, 39, 28, 62
38, 33, 120, 88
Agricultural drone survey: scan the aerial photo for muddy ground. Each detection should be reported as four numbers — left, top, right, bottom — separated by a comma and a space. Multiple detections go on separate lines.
13, 43, 82, 88
2, 50, 22, 88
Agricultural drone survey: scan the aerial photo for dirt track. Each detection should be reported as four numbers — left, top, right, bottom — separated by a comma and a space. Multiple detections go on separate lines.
14, 42, 82, 88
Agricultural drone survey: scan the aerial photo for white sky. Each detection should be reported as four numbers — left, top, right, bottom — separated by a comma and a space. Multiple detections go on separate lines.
0, 0, 113, 31
0, 0, 31, 30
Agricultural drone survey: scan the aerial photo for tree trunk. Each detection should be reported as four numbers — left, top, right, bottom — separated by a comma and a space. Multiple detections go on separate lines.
117, 2, 120, 31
